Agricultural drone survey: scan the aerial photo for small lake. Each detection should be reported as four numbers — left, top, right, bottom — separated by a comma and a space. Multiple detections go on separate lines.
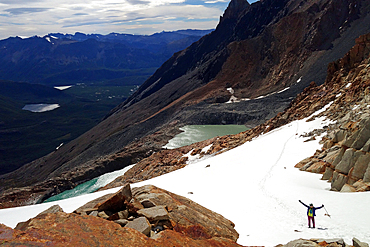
44, 165, 134, 203
163, 125, 248, 149
44, 124, 248, 202
54, 85, 73, 90
22, 104, 60, 112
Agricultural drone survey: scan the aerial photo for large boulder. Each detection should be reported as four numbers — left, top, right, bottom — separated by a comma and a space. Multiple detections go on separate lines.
340, 184, 356, 192
333, 129, 347, 143
351, 119, 370, 150
72, 184, 239, 243
323, 146, 342, 164
15, 204, 64, 231
306, 161, 327, 173
350, 153, 370, 181
132, 185, 239, 242
278, 238, 348, 247
37, 204, 64, 216
108, 210, 129, 221
137, 206, 170, 222
331, 147, 346, 168
363, 164, 370, 182
96, 183, 132, 212
353, 237, 370, 247
74, 193, 113, 215
342, 130, 360, 148
352, 179, 370, 192
331, 171, 349, 191
361, 138, 370, 152
322, 167, 334, 181
279, 239, 320, 247
295, 157, 313, 169
125, 216, 152, 236
335, 148, 361, 175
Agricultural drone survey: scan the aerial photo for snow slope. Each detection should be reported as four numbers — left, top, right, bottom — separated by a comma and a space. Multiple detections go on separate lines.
1, 111, 369, 246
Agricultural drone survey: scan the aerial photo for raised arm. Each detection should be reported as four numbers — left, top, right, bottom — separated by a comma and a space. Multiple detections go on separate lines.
299, 200, 309, 208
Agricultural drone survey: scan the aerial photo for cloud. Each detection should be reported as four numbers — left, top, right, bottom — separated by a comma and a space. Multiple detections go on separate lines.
63, 20, 111, 28
4, 7, 50, 15
0, 0, 44, 4
126, 0, 151, 5
73, 13, 89, 16
62, 3, 219, 28
0, 0, 249, 39
204, 0, 227, 3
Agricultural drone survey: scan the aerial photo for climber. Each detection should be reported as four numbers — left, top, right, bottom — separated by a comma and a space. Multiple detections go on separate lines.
299, 200, 324, 228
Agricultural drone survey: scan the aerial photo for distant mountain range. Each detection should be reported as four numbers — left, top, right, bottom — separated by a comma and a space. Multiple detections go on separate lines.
0, 29, 212, 175
0, 29, 213, 86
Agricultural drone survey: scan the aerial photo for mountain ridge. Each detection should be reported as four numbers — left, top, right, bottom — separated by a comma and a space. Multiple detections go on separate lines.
0, 29, 213, 174
0, 29, 212, 86
100, 31, 370, 195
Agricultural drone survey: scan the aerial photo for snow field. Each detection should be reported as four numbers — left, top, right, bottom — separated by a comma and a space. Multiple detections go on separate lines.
132, 116, 370, 245
0, 112, 369, 246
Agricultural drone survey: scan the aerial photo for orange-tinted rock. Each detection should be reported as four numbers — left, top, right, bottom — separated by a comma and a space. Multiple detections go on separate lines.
0, 223, 53, 246
132, 185, 239, 242
96, 183, 132, 212
295, 157, 313, 169
306, 161, 328, 174
74, 193, 113, 214
74, 184, 239, 243
0, 213, 243, 247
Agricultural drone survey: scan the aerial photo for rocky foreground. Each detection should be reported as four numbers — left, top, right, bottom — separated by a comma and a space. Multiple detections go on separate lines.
0, 183, 242, 246
1, 184, 369, 246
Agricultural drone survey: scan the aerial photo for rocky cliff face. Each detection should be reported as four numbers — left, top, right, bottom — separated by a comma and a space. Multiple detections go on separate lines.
101, 32, 370, 193
293, 33, 370, 192
2, 0, 370, 208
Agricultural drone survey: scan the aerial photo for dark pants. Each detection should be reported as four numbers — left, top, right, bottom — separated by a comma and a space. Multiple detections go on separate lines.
308, 216, 315, 228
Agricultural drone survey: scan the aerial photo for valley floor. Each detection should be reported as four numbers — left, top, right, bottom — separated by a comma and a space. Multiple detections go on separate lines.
1, 106, 369, 246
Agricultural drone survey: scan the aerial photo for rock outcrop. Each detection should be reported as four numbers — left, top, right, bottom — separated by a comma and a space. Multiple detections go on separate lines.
1, 215, 241, 246
278, 237, 369, 247
74, 184, 239, 241
1, 184, 241, 246
292, 33, 370, 192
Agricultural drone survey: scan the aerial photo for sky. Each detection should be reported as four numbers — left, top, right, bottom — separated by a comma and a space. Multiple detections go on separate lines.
0, 0, 258, 40
1, 101, 369, 246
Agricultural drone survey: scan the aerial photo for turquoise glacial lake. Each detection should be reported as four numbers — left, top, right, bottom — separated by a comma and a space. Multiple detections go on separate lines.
44, 124, 248, 202
44, 165, 134, 203
163, 125, 248, 149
